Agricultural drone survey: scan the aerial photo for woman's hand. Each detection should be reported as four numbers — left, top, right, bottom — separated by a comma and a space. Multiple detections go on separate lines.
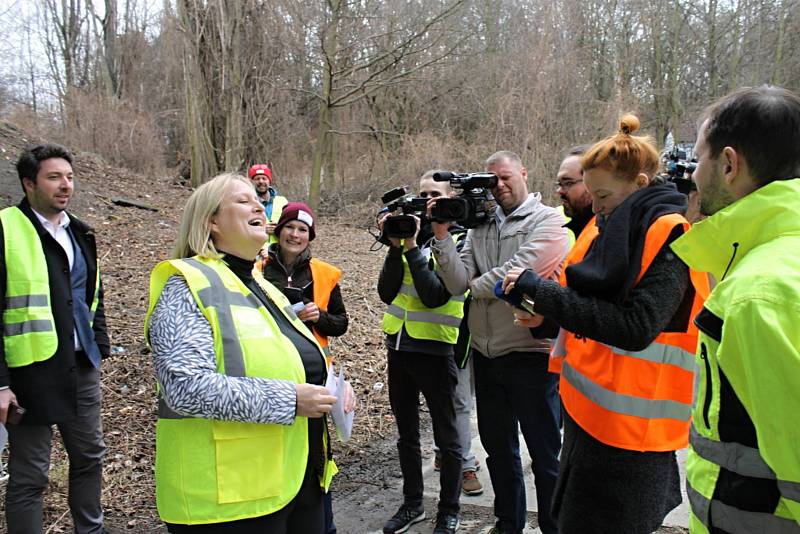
342, 381, 356, 414
513, 309, 544, 328
297, 302, 320, 323
295, 384, 337, 418
503, 267, 528, 293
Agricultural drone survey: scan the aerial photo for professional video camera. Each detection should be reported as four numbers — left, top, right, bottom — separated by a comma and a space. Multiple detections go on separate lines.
378, 186, 429, 241
662, 148, 697, 195
430, 171, 498, 228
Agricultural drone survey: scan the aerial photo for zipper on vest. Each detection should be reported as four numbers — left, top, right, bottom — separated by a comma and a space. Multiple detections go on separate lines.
700, 343, 712, 429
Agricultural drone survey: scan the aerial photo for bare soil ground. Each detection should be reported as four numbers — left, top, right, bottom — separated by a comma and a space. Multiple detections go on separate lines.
0, 123, 686, 533
0, 122, 406, 533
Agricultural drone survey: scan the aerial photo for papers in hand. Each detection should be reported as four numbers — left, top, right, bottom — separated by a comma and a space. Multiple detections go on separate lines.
325, 364, 355, 442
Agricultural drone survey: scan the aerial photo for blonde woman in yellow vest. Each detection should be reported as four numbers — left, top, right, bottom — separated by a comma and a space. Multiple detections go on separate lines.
256, 201, 353, 534
145, 174, 347, 533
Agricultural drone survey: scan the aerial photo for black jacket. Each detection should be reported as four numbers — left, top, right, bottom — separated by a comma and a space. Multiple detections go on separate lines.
378, 230, 471, 362
261, 245, 348, 338
0, 198, 110, 424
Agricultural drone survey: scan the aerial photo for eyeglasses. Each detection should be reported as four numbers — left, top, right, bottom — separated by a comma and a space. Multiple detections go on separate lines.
554, 179, 583, 190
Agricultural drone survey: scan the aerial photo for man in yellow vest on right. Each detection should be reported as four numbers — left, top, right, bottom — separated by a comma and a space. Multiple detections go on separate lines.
671, 85, 800, 532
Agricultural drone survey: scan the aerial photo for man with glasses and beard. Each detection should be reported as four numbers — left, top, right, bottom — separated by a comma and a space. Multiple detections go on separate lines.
555, 146, 594, 243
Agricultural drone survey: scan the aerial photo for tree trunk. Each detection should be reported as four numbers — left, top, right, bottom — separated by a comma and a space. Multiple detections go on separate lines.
309, 0, 341, 212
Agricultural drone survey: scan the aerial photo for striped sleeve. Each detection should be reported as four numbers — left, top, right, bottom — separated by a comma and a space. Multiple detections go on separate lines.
149, 275, 297, 425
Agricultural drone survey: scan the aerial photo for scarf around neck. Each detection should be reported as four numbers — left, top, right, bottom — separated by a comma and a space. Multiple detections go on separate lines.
565, 182, 687, 300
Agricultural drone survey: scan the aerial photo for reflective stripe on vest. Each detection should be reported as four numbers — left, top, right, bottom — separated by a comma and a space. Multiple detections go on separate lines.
382, 244, 465, 344
562, 360, 692, 421
1, 207, 58, 366
144, 256, 335, 524
600, 342, 698, 373
187, 258, 262, 376
690, 427, 800, 503
384, 303, 463, 327
309, 258, 342, 362
399, 283, 467, 302
687, 483, 800, 533
558, 213, 702, 451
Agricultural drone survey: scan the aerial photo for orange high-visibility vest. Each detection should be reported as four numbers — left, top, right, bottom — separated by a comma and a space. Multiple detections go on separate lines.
557, 213, 706, 452
308, 258, 342, 365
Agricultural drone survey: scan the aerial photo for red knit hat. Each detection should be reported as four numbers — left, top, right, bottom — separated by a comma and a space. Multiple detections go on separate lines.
248, 164, 273, 184
275, 202, 316, 241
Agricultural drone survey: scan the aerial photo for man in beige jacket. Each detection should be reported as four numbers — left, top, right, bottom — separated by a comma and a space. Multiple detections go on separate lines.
432, 151, 568, 534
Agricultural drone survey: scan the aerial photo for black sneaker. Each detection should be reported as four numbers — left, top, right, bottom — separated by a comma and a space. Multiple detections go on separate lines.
382, 504, 426, 533
433, 512, 460, 533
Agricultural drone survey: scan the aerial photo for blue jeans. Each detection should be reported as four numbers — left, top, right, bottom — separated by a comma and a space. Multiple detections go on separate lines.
473, 351, 561, 534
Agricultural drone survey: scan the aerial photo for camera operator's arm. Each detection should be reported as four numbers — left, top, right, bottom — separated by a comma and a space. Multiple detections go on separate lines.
405, 246, 452, 308
377, 213, 405, 304
430, 220, 474, 296
378, 245, 404, 305
470, 208, 568, 299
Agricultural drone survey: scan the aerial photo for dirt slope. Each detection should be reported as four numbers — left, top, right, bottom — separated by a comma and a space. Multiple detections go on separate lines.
0, 123, 396, 532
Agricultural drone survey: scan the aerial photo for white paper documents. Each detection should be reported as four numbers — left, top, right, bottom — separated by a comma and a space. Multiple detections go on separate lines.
325, 364, 355, 442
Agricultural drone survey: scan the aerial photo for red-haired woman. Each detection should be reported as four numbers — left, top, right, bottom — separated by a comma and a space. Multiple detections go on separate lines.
503, 115, 705, 533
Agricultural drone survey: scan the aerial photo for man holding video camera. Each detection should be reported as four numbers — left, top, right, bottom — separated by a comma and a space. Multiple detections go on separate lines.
377, 170, 465, 534
431, 151, 568, 534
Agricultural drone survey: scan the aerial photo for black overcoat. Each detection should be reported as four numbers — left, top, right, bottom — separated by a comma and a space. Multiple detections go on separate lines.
0, 198, 110, 424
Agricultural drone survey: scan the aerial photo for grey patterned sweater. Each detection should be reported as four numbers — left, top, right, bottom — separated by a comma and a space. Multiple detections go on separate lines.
149, 275, 297, 424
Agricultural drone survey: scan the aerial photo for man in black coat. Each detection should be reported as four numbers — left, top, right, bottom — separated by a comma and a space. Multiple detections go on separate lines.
0, 144, 110, 534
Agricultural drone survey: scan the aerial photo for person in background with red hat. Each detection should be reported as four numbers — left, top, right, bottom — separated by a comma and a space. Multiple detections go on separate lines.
248, 163, 288, 244
256, 202, 353, 534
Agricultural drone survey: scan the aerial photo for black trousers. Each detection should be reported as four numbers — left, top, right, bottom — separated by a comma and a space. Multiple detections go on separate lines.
165, 461, 324, 533
387, 348, 462, 515
473, 351, 561, 534
6, 366, 106, 534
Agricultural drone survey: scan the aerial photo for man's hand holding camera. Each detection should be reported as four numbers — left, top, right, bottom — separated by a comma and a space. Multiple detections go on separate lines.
427, 197, 454, 241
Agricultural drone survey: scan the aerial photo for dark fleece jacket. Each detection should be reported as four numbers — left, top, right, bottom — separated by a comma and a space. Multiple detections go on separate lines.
261, 244, 348, 338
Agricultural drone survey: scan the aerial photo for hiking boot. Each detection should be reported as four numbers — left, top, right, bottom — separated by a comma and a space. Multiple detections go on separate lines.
462, 470, 483, 496
433, 512, 460, 533
383, 504, 426, 533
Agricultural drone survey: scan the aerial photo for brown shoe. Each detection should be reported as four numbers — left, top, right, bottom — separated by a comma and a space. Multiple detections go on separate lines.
462, 470, 483, 496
